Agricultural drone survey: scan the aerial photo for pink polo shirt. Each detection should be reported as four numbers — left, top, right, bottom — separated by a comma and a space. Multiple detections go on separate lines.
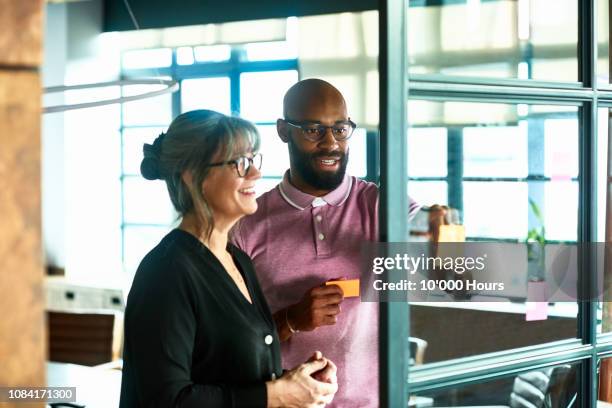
232, 172, 419, 407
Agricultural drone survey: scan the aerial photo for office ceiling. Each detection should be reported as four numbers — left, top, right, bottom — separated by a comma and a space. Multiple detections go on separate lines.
103, 0, 377, 32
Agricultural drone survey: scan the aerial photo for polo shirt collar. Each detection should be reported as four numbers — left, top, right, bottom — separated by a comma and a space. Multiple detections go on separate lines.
278, 170, 352, 211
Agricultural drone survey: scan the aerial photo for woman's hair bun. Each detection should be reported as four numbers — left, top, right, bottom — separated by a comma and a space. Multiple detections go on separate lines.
140, 156, 161, 180
140, 132, 166, 180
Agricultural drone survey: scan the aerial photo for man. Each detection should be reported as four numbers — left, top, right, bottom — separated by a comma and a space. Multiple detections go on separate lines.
232, 78, 419, 407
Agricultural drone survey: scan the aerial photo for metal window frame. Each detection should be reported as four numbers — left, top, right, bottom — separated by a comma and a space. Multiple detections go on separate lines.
380, 0, 607, 405
379, 0, 410, 407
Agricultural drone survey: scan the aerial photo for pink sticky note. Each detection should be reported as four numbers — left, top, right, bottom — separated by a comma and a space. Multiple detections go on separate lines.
526, 281, 548, 321
550, 151, 573, 181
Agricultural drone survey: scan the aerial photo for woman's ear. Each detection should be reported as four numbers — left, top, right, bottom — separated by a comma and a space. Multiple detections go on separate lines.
181, 170, 193, 187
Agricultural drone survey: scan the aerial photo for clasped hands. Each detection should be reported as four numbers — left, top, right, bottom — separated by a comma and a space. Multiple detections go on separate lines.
267, 351, 338, 408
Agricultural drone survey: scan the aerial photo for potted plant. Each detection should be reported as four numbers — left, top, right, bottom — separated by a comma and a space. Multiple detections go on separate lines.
527, 198, 546, 282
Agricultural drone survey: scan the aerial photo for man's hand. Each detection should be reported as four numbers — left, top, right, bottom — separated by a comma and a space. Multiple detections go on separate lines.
287, 284, 344, 332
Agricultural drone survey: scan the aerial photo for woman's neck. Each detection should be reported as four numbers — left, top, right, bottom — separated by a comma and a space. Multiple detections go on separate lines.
179, 212, 234, 255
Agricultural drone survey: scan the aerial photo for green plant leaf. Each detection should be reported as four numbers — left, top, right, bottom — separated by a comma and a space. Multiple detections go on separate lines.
529, 198, 544, 224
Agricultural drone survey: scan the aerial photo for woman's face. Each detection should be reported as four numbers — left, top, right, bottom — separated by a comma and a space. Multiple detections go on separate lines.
201, 148, 261, 226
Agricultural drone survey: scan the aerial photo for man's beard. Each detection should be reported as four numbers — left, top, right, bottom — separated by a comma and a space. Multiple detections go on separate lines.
288, 137, 349, 191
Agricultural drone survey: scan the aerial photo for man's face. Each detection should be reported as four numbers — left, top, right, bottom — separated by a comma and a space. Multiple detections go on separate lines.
287, 137, 349, 191
285, 94, 350, 191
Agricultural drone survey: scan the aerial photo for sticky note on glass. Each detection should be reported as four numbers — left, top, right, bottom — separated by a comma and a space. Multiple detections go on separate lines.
526, 281, 548, 321
326, 279, 360, 297
438, 225, 466, 242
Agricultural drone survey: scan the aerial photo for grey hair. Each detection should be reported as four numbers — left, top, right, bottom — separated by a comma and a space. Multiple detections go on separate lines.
140, 109, 260, 240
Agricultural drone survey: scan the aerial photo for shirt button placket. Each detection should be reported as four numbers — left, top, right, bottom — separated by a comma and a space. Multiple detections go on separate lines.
311, 200, 330, 257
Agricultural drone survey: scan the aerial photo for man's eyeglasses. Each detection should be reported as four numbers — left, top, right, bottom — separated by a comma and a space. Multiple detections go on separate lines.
208, 153, 263, 177
284, 119, 356, 142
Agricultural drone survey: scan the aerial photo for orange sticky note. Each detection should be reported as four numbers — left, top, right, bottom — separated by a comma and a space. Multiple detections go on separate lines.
438, 225, 466, 242
326, 279, 360, 297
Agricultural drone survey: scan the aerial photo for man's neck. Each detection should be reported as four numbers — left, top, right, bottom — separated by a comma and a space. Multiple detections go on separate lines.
288, 169, 332, 197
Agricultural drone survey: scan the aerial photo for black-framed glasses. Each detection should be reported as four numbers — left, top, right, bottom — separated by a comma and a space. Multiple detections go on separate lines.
284, 119, 357, 142
208, 153, 263, 177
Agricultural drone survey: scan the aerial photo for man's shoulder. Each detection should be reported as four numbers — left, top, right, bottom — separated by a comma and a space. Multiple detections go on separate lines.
348, 176, 379, 205
351, 176, 378, 193
233, 185, 282, 234
256, 184, 279, 201
251, 184, 285, 218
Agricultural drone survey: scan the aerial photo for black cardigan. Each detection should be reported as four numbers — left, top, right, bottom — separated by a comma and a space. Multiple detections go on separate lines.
120, 229, 282, 408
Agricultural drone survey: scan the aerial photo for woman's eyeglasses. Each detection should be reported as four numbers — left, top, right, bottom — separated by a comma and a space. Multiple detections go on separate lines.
208, 153, 263, 178
283, 119, 356, 142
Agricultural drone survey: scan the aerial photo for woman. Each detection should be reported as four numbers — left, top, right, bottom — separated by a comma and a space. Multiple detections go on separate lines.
119, 110, 338, 407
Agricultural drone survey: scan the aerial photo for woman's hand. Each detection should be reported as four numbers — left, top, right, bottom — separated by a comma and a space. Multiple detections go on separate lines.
308, 351, 337, 385
266, 351, 338, 408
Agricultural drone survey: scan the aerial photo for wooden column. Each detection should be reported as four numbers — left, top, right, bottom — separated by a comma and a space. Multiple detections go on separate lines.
0, 1, 45, 407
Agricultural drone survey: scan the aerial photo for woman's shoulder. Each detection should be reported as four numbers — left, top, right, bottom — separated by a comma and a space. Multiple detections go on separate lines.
227, 243, 252, 267
127, 230, 204, 311
138, 230, 187, 267
131, 230, 198, 288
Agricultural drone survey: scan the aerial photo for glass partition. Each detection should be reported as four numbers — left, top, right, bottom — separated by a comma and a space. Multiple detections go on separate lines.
597, 0, 611, 88
598, 108, 612, 335
408, 101, 579, 242
380, 0, 607, 404
405, 100, 579, 363
408, 0, 578, 82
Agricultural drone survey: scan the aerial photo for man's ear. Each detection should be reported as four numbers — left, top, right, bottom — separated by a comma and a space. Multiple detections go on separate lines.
277, 119, 289, 143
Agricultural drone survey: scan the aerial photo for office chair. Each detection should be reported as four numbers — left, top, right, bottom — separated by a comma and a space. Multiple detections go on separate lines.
509, 364, 576, 408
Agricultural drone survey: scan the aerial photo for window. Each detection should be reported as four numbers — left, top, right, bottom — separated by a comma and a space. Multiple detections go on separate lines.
240, 70, 298, 121
381, 0, 609, 405
181, 77, 231, 114
122, 48, 173, 69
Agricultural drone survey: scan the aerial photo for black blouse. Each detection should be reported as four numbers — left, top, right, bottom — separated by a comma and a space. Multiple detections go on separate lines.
119, 229, 282, 408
